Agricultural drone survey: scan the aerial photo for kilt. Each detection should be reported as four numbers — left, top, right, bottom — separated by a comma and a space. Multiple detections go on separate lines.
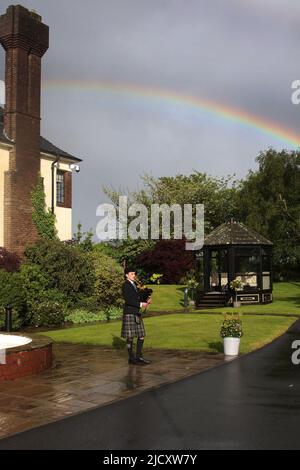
121, 314, 146, 339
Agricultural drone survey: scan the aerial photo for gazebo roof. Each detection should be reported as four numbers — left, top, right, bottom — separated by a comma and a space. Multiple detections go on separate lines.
204, 218, 273, 246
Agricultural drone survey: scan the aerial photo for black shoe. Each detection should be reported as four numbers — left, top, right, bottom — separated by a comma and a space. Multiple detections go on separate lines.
136, 356, 151, 365
128, 357, 140, 365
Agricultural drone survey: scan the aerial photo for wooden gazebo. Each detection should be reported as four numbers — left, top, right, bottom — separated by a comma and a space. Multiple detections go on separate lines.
195, 218, 273, 308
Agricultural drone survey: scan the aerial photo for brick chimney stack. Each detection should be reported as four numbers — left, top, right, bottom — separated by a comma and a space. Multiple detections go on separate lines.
0, 5, 49, 257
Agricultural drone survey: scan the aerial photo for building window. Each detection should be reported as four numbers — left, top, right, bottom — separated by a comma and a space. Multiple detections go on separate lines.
56, 170, 72, 208
56, 170, 65, 205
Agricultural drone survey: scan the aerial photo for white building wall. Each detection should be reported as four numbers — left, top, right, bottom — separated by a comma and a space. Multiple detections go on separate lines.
40, 156, 73, 241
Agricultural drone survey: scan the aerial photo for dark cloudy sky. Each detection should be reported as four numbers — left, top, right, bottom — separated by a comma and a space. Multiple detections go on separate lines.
1, 0, 300, 239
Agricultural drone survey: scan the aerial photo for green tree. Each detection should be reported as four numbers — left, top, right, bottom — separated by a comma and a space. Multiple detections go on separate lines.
96, 239, 155, 266
73, 222, 94, 252
238, 148, 300, 277
104, 171, 240, 237
103, 171, 240, 274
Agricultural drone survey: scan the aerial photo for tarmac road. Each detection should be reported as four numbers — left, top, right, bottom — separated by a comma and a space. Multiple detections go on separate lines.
0, 319, 299, 450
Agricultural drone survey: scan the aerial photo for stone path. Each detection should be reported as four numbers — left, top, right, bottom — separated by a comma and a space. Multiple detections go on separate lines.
0, 343, 226, 439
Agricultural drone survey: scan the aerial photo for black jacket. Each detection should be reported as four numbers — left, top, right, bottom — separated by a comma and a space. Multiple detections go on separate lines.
122, 280, 141, 315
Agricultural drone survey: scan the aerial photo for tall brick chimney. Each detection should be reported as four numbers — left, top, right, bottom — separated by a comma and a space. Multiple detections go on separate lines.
0, 5, 49, 257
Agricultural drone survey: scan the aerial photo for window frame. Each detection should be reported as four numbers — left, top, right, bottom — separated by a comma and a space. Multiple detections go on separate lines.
56, 169, 72, 209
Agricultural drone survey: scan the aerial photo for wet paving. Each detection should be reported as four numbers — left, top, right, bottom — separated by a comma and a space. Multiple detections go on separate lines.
0, 343, 225, 439
0, 321, 297, 449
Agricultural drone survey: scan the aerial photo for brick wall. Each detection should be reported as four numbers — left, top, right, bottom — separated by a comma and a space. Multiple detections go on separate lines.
0, 343, 52, 382
0, 5, 49, 257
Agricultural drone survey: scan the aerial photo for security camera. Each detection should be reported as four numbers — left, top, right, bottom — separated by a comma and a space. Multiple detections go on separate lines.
69, 164, 80, 173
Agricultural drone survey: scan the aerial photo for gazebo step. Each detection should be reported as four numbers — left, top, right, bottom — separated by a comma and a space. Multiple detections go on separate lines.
202, 295, 226, 302
196, 292, 230, 308
200, 303, 227, 306
196, 304, 225, 310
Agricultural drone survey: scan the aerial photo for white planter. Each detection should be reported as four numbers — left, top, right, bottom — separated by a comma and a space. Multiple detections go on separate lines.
223, 337, 240, 356
233, 301, 241, 308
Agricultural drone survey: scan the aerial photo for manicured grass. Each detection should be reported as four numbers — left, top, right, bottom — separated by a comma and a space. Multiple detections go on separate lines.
148, 282, 300, 316
45, 313, 297, 354
147, 284, 186, 310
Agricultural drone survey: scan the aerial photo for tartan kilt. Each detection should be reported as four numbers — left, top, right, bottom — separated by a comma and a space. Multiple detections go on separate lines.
121, 314, 146, 339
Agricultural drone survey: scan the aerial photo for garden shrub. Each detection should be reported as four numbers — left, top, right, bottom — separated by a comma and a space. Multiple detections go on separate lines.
24, 238, 95, 305
20, 263, 51, 302
179, 269, 198, 285
71, 222, 94, 252
137, 238, 194, 284
27, 290, 67, 327
149, 273, 163, 284
105, 306, 123, 321
65, 306, 123, 325
65, 309, 107, 324
90, 250, 124, 308
75, 295, 101, 312
19, 263, 69, 326
0, 307, 23, 331
0, 269, 26, 329
0, 247, 21, 273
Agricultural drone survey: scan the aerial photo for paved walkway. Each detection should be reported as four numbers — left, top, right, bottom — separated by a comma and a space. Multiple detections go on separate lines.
0, 343, 225, 439
0, 320, 299, 449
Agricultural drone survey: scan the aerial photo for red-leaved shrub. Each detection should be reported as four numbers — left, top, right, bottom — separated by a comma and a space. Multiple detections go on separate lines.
0, 247, 21, 272
137, 238, 194, 284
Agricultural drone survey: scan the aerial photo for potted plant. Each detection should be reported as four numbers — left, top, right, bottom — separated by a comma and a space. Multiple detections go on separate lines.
186, 279, 199, 306
229, 278, 244, 307
220, 313, 243, 356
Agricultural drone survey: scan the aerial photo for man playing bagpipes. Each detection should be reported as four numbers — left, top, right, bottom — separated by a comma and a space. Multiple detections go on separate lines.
121, 267, 152, 365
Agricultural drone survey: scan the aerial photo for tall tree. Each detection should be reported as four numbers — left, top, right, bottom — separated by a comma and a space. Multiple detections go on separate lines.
104, 171, 240, 236
238, 148, 300, 277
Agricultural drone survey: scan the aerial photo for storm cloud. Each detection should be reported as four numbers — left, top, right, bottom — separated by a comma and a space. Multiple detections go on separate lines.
0, 0, 299, 238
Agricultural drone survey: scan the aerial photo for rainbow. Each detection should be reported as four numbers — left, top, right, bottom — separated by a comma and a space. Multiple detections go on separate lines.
44, 80, 300, 148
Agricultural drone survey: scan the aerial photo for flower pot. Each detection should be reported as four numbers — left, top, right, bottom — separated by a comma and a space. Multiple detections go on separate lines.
223, 337, 240, 356
233, 301, 241, 308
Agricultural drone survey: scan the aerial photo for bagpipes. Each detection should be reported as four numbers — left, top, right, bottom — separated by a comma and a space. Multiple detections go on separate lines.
135, 279, 153, 313
138, 286, 153, 303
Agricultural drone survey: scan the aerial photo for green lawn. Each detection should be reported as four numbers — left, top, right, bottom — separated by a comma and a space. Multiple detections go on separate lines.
45, 313, 297, 354
148, 284, 186, 311
148, 282, 300, 316
43, 282, 299, 355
